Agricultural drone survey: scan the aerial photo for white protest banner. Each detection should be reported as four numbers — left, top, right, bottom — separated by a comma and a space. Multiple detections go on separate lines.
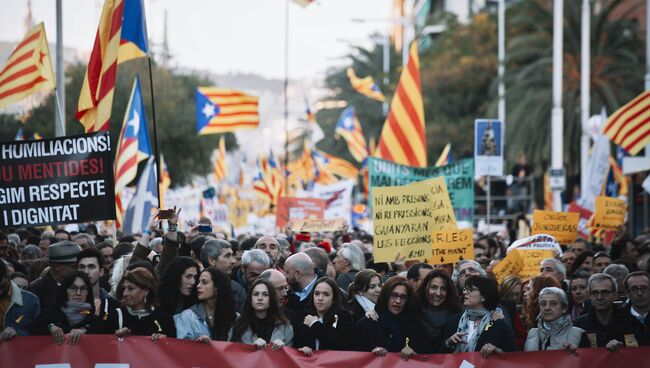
299, 179, 354, 224
506, 233, 563, 256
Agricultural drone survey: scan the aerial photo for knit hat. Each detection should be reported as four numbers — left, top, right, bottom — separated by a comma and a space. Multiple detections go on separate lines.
48, 240, 81, 263
317, 241, 332, 254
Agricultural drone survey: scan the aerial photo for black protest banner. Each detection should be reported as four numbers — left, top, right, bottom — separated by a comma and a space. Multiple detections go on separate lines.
0, 132, 115, 227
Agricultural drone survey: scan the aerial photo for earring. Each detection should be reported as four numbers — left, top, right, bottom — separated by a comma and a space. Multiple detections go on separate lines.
481, 298, 485, 302
144, 295, 148, 305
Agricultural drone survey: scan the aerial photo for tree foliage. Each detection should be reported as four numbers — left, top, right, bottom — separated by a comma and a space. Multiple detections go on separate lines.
500, 0, 644, 176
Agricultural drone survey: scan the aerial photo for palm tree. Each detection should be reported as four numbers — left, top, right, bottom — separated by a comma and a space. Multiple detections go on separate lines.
502, 0, 644, 179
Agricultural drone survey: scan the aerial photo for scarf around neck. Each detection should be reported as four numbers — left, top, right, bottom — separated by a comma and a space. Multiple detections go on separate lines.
455, 307, 492, 353
62, 300, 92, 326
354, 294, 375, 313
537, 314, 572, 347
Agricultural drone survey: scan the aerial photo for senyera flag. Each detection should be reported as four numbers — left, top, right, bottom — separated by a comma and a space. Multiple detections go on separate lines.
76, 0, 125, 133
603, 90, 650, 155
375, 42, 426, 167
0, 23, 55, 109
196, 87, 259, 135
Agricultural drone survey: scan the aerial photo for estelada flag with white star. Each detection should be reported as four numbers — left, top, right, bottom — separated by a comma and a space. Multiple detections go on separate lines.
0, 23, 55, 109
195, 87, 259, 135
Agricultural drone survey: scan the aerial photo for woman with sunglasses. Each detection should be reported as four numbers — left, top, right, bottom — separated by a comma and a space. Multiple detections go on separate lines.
441, 276, 516, 358
356, 276, 430, 360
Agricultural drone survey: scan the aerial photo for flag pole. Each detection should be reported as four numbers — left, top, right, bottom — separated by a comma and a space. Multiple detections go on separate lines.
283, 0, 290, 196
147, 57, 163, 209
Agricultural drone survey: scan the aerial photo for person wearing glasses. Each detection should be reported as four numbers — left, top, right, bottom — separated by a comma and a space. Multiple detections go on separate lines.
574, 273, 619, 347
35, 271, 96, 344
524, 286, 589, 352
606, 271, 650, 350
174, 267, 236, 342
294, 277, 354, 355
356, 276, 430, 360
442, 276, 515, 357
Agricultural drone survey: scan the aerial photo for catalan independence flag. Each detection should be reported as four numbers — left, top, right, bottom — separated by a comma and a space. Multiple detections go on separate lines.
434, 143, 452, 167
118, 0, 149, 63
336, 106, 368, 163
316, 149, 359, 179
77, 0, 125, 132
196, 87, 259, 135
0, 23, 55, 109
375, 42, 426, 167
603, 90, 650, 155
347, 67, 385, 102
213, 136, 227, 182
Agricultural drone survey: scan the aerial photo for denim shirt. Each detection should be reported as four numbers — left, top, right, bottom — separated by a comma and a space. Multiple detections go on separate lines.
174, 303, 211, 340
3, 281, 40, 335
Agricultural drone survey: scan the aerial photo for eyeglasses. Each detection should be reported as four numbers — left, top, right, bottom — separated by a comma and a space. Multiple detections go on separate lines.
389, 292, 409, 301
67, 286, 88, 294
590, 290, 613, 297
628, 286, 650, 293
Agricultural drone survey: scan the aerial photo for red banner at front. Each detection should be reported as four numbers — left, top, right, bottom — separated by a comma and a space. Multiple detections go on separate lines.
0, 335, 645, 368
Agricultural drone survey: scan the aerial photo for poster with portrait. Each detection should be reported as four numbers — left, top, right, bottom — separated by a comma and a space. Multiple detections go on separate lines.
474, 119, 504, 176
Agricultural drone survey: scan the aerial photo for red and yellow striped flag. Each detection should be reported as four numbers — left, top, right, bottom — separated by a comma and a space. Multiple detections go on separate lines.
213, 136, 227, 182
603, 90, 650, 155
375, 42, 426, 167
0, 23, 55, 109
76, 0, 124, 132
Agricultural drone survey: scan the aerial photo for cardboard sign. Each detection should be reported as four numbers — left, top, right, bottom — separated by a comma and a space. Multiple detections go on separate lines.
290, 218, 347, 233
276, 197, 326, 229
0, 132, 115, 227
492, 250, 524, 284
593, 196, 626, 231
507, 233, 563, 256
428, 228, 474, 265
531, 210, 579, 244
518, 249, 556, 279
372, 177, 456, 262
369, 157, 474, 223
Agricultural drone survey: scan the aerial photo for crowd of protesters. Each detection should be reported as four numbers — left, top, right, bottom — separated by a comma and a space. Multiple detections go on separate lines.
1, 209, 649, 360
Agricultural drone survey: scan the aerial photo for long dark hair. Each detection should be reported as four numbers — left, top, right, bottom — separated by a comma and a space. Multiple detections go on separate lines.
231, 279, 287, 342
159, 257, 199, 314
58, 271, 95, 312
309, 277, 348, 324
201, 267, 236, 341
416, 269, 461, 313
375, 276, 416, 316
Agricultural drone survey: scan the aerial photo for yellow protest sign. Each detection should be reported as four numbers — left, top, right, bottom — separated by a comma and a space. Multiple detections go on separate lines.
593, 196, 626, 231
531, 210, 579, 244
409, 177, 457, 230
518, 249, 555, 279
290, 218, 347, 233
428, 228, 474, 265
372, 177, 455, 262
492, 250, 524, 284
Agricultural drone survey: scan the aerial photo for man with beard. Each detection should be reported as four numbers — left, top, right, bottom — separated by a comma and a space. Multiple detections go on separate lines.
77, 248, 118, 332
284, 253, 317, 319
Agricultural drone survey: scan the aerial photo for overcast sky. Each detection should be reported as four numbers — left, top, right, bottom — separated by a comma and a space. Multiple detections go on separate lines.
1, 0, 392, 80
